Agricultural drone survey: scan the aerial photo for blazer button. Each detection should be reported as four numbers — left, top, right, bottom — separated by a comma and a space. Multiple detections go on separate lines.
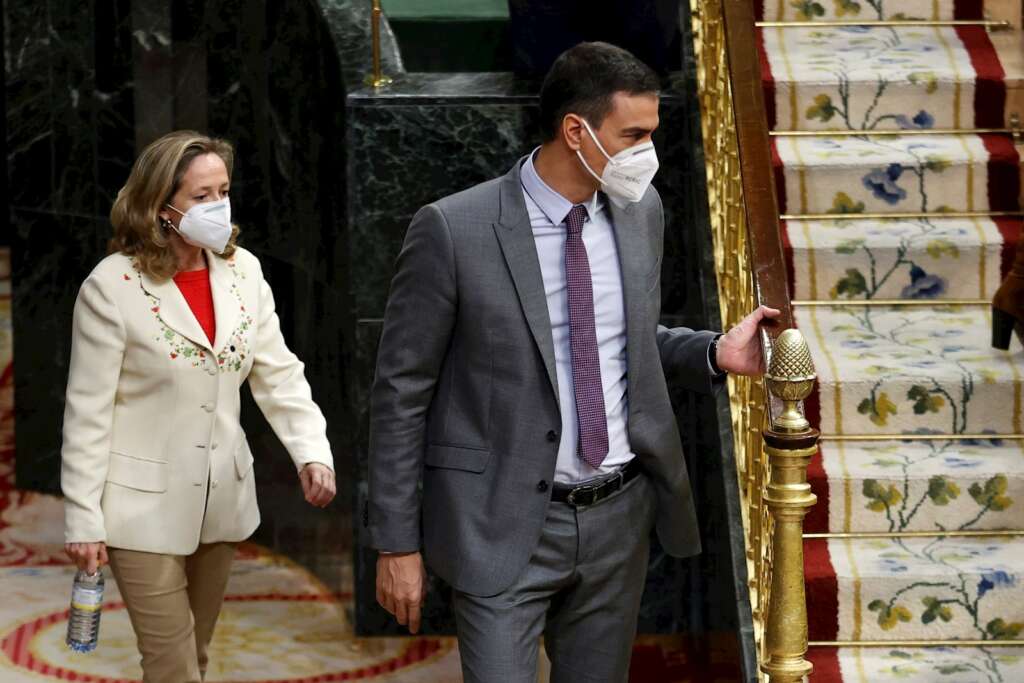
202, 403, 215, 413
537, 480, 548, 493
211, 480, 219, 489
546, 430, 558, 443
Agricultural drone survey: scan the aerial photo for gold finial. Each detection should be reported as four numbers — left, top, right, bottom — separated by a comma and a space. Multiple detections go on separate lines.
765, 328, 817, 433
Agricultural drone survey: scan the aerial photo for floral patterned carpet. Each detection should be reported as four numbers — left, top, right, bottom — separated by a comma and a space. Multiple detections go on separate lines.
758, 0, 1024, 680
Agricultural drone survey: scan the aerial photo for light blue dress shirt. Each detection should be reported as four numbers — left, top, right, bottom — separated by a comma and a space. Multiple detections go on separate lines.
520, 150, 637, 484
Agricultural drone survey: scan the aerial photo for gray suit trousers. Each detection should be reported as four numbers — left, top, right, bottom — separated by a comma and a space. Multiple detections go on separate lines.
453, 472, 657, 683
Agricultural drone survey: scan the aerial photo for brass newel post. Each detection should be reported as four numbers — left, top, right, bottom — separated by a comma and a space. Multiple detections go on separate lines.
760, 329, 819, 683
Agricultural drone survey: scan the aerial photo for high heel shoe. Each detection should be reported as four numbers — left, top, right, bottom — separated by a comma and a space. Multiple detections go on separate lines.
993, 228, 1024, 350
993, 307, 1020, 350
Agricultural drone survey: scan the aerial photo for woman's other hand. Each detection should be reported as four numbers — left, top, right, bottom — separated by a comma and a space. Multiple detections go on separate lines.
65, 542, 108, 574
300, 463, 336, 508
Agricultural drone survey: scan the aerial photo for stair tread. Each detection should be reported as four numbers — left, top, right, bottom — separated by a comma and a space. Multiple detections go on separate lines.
820, 439, 1023, 478
808, 535, 1024, 578
757, 0, 986, 22
761, 26, 1022, 88
759, 25, 1021, 131
797, 306, 1021, 435
811, 440, 1024, 533
809, 645, 1024, 682
783, 216, 1016, 300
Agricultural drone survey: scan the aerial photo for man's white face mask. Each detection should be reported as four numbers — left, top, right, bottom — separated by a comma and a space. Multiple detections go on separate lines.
576, 118, 659, 207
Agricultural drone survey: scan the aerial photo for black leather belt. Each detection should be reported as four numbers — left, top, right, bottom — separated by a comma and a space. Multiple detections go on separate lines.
551, 460, 641, 507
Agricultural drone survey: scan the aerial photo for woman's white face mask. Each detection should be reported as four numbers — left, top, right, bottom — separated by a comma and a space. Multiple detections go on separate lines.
576, 118, 659, 206
165, 197, 232, 254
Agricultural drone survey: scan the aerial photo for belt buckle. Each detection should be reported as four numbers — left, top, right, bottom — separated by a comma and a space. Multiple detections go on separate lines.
567, 482, 598, 507
566, 470, 625, 507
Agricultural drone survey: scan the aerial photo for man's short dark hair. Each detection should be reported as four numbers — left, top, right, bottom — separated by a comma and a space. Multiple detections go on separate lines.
538, 42, 661, 142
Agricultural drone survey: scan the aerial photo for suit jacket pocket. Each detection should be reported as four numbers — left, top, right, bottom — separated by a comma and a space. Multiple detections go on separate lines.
106, 452, 168, 493
234, 440, 255, 479
425, 443, 491, 473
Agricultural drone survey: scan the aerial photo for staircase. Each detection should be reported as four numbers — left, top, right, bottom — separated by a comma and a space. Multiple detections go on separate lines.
754, 0, 1024, 679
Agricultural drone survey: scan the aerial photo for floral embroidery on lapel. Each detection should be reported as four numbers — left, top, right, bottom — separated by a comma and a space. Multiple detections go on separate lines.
127, 257, 216, 371
127, 255, 255, 373
214, 259, 255, 374
149, 289, 214, 370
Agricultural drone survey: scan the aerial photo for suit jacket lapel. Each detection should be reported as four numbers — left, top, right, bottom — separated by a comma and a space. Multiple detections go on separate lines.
608, 200, 646, 421
207, 251, 241, 356
493, 159, 561, 409
140, 269, 213, 354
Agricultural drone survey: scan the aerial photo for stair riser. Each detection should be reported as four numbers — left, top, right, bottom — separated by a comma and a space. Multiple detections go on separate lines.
806, 537, 1024, 642
808, 472, 1024, 533
770, 81, 998, 132
807, 441, 1024, 534
813, 377, 1017, 434
783, 219, 1017, 301
773, 138, 1020, 216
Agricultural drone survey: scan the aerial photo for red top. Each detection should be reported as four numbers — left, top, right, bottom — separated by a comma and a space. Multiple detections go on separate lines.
173, 269, 216, 345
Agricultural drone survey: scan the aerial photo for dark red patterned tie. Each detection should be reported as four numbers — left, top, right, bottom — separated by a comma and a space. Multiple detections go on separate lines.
564, 204, 609, 469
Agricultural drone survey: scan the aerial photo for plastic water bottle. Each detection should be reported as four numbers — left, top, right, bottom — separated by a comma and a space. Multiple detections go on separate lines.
66, 569, 104, 652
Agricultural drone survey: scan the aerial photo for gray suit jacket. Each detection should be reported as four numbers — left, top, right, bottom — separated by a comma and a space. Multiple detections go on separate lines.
367, 158, 717, 597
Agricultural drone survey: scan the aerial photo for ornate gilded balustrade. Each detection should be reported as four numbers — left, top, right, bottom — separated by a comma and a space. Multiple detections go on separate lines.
690, 1, 821, 680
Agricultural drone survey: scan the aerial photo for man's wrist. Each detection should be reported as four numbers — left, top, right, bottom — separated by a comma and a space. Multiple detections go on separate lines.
708, 333, 726, 376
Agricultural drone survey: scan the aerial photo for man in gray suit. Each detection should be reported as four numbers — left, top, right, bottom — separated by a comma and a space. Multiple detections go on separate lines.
368, 42, 777, 682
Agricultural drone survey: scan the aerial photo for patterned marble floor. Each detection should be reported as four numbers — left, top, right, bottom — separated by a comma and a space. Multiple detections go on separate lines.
0, 537, 465, 681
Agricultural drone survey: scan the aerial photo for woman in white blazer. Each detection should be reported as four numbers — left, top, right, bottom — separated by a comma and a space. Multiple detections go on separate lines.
61, 130, 336, 682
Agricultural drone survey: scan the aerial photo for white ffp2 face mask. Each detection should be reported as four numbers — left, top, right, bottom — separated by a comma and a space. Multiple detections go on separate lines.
576, 118, 659, 206
166, 197, 232, 254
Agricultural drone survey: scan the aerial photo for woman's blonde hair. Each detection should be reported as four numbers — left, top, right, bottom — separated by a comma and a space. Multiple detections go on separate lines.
110, 130, 240, 279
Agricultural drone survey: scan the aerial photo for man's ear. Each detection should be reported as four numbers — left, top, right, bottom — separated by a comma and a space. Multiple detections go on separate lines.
562, 114, 585, 151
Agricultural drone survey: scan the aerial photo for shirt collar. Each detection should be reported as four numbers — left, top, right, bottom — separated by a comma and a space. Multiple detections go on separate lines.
521, 147, 605, 225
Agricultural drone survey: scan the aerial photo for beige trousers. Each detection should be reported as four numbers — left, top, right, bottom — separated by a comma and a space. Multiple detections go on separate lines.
108, 542, 237, 683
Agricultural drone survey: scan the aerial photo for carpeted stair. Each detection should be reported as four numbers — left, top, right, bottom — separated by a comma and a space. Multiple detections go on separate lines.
756, 1, 1024, 679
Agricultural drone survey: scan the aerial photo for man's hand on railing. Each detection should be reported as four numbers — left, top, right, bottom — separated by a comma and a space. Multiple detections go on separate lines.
716, 305, 781, 376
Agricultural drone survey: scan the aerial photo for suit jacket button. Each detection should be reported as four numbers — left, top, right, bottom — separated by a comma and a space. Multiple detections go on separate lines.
537, 480, 548, 493
546, 430, 558, 443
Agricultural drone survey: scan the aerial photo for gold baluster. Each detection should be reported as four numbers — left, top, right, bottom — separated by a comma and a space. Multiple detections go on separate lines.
761, 330, 819, 682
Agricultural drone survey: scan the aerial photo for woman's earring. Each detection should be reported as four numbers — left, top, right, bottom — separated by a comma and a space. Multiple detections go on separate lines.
160, 217, 174, 231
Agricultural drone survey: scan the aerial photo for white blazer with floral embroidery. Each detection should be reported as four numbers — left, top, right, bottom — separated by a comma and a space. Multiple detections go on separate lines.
61, 246, 334, 554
